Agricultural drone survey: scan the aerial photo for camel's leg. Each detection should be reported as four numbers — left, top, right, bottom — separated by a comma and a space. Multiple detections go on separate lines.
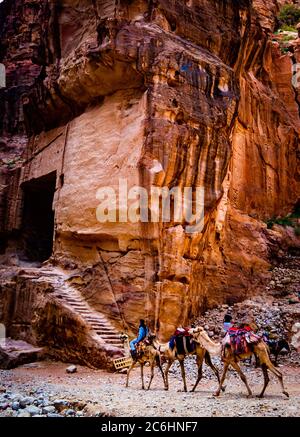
147, 360, 155, 391
256, 343, 289, 398
164, 360, 173, 391
230, 361, 252, 397
262, 356, 289, 398
141, 363, 145, 390
155, 355, 166, 387
205, 352, 224, 391
258, 363, 270, 398
255, 354, 260, 368
214, 362, 229, 397
126, 361, 136, 388
179, 359, 187, 392
191, 351, 205, 392
191, 363, 203, 393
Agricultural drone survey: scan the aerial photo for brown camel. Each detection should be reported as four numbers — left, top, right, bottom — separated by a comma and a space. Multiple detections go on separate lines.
148, 334, 222, 393
120, 333, 165, 390
188, 326, 289, 398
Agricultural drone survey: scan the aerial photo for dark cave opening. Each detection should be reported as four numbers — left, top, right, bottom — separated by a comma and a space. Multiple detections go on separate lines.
21, 171, 56, 262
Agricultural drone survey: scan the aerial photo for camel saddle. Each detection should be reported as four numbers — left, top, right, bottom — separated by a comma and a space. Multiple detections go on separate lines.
135, 338, 151, 357
169, 327, 195, 355
223, 326, 260, 355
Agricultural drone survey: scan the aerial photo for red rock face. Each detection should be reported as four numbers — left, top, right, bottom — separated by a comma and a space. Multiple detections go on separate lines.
0, 0, 300, 347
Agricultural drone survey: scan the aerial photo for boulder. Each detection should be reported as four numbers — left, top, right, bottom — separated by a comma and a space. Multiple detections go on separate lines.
291, 322, 300, 352
53, 399, 69, 412
42, 406, 56, 414
66, 365, 77, 374
0, 339, 45, 370
26, 405, 41, 416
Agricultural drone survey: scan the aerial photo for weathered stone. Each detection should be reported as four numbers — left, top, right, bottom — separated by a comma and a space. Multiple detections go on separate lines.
26, 405, 41, 416
0, 0, 299, 363
19, 396, 35, 409
0, 339, 44, 370
291, 323, 300, 352
11, 401, 20, 411
66, 365, 77, 374
53, 399, 69, 412
64, 409, 75, 416
17, 411, 31, 418
42, 405, 56, 415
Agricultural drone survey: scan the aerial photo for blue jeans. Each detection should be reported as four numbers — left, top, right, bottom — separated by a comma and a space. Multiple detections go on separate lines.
130, 338, 139, 351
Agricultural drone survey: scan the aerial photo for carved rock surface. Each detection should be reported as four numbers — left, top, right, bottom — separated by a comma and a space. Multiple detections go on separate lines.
0, 0, 299, 350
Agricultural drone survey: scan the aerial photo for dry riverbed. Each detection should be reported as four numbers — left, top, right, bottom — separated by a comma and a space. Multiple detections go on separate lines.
0, 359, 299, 417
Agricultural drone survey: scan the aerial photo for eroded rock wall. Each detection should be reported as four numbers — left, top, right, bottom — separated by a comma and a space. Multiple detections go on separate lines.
0, 0, 299, 343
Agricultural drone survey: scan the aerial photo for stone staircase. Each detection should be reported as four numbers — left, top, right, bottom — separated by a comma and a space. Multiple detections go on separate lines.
55, 282, 124, 349
18, 266, 124, 351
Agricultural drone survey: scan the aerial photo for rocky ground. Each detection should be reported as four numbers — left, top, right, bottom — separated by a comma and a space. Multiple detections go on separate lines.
0, 359, 299, 417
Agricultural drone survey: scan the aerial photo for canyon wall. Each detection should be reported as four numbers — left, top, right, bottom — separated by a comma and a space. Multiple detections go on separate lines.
0, 0, 300, 344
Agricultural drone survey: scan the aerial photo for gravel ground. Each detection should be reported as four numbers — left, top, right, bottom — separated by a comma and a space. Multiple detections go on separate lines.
0, 360, 299, 417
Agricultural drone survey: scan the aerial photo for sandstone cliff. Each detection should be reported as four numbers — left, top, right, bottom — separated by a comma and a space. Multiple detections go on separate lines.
0, 0, 299, 362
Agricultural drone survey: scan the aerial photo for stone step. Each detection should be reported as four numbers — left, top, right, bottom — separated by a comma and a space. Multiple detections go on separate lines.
68, 306, 93, 311
90, 324, 113, 329
58, 299, 86, 305
102, 339, 123, 345
105, 343, 123, 348
104, 343, 124, 348
92, 326, 116, 331
89, 319, 113, 325
62, 297, 85, 302
94, 331, 117, 335
66, 306, 93, 314
64, 304, 95, 313
85, 317, 108, 323
68, 307, 93, 312
90, 322, 112, 327
90, 326, 114, 331
85, 316, 109, 321
86, 321, 110, 328
86, 317, 111, 323
60, 297, 86, 304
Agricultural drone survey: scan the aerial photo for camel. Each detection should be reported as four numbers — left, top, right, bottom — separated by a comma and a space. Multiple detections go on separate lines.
188, 326, 289, 398
147, 333, 222, 393
120, 333, 165, 390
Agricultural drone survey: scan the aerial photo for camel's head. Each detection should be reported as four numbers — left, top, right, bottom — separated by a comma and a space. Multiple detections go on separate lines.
119, 333, 129, 342
188, 325, 221, 355
147, 331, 157, 343
188, 325, 205, 337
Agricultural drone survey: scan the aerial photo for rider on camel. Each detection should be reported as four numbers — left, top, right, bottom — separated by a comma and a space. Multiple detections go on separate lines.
130, 319, 148, 358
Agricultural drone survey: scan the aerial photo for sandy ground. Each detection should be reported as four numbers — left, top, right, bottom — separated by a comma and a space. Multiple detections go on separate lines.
0, 359, 299, 417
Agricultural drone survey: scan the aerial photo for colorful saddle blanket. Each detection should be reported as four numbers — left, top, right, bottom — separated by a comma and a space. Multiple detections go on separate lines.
135, 338, 151, 356
169, 327, 195, 355
223, 326, 260, 355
